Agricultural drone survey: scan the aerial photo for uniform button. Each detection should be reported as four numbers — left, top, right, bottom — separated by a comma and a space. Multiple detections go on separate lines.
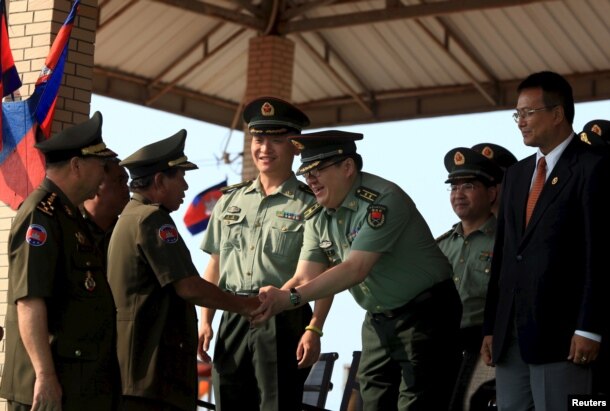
454, 277, 460, 283
464, 240, 469, 245
375, 305, 381, 310
255, 221, 261, 228
75, 350, 82, 357
179, 343, 184, 349
459, 258, 464, 263
250, 246, 255, 251
342, 243, 348, 248
338, 220, 343, 225
516, 255, 523, 261
86, 261, 91, 267
246, 272, 252, 276
485, 268, 490, 273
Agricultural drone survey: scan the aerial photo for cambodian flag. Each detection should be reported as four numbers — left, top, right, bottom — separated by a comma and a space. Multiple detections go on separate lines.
1, 0, 79, 210
183, 179, 227, 235
34, 0, 79, 138
1, 0, 23, 151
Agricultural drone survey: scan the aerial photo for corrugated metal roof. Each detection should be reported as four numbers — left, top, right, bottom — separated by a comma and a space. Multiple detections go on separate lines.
93, 0, 610, 129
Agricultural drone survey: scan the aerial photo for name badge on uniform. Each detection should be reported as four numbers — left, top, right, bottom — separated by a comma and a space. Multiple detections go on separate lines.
227, 206, 241, 213
223, 214, 239, 221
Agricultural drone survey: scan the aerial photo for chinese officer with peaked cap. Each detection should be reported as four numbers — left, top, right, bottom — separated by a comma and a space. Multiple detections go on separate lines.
0, 111, 122, 410
199, 96, 325, 410
108, 129, 258, 411
471, 142, 518, 217
252, 129, 463, 411
579, 119, 610, 147
437, 147, 504, 410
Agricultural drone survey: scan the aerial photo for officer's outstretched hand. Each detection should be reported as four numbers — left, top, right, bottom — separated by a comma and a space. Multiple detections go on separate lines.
250, 286, 290, 326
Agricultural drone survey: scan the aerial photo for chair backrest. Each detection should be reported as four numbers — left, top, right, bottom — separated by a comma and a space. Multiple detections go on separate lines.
302, 352, 339, 409
339, 351, 363, 411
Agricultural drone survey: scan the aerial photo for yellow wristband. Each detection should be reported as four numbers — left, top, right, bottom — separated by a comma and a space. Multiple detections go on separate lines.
305, 325, 323, 337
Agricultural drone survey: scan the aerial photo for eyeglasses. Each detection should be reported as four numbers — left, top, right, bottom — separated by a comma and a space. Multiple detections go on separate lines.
448, 183, 476, 192
512, 105, 558, 123
303, 158, 346, 179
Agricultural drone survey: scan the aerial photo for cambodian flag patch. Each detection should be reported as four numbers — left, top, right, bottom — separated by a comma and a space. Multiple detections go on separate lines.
26, 224, 47, 246
159, 224, 179, 244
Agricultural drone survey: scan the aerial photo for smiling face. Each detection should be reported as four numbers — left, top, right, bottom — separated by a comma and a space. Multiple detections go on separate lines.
304, 158, 352, 209
516, 87, 562, 153
251, 135, 298, 176
449, 178, 496, 223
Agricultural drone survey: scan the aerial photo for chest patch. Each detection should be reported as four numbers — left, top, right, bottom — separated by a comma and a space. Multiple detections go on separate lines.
367, 205, 387, 229
26, 224, 47, 246
159, 224, 179, 244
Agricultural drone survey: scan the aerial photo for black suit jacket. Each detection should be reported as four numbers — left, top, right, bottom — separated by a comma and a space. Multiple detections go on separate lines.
483, 136, 610, 364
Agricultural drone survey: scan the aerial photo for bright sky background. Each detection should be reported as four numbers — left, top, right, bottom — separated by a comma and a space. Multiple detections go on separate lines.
91, 95, 608, 410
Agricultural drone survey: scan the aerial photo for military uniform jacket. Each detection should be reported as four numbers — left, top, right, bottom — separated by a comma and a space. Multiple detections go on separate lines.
201, 174, 316, 290
107, 193, 199, 411
0, 178, 119, 407
80, 206, 117, 269
437, 216, 496, 328
299, 172, 453, 312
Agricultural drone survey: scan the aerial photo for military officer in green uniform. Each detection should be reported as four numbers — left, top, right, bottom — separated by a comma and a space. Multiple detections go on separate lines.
436, 146, 505, 411
253, 130, 463, 411
199, 97, 331, 411
80, 157, 130, 267
471, 143, 518, 217
108, 130, 259, 411
0, 112, 122, 411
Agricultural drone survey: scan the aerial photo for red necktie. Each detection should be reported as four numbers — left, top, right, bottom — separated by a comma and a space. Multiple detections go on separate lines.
525, 156, 546, 226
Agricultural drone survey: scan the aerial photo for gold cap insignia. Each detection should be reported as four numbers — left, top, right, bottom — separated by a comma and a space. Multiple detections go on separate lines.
454, 151, 465, 166
481, 146, 494, 159
292, 140, 305, 150
81, 143, 107, 155
592, 124, 602, 136
261, 102, 274, 117
552, 176, 558, 185
168, 156, 188, 167
580, 132, 591, 145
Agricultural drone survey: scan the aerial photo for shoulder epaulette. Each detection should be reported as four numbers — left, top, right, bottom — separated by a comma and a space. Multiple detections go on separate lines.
435, 225, 457, 243
37, 192, 57, 216
304, 202, 322, 220
355, 186, 379, 203
220, 180, 253, 194
299, 184, 314, 195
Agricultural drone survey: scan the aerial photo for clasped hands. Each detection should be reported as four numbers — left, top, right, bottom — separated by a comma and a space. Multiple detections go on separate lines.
241, 286, 292, 326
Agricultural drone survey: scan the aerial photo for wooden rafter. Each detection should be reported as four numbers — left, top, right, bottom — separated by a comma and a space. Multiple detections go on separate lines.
414, 19, 497, 106
149, 0, 264, 31
294, 33, 374, 117
145, 28, 247, 105
98, 0, 140, 31
280, 0, 551, 33
223, 0, 263, 18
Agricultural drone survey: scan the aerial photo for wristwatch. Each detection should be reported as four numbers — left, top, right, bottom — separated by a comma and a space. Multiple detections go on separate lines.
289, 287, 301, 306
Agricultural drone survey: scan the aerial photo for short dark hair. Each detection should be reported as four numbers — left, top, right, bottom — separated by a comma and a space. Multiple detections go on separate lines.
517, 71, 575, 124
129, 168, 180, 191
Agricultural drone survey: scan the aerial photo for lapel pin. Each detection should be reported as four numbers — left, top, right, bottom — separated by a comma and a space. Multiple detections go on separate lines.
551, 177, 558, 185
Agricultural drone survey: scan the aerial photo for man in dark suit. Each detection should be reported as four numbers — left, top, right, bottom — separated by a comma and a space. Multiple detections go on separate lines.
481, 71, 610, 411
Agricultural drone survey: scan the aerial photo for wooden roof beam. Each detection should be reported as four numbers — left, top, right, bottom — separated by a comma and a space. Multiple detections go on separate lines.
280, 0, 551, 34
283, 0, 341, 21
294, 33, 374, 117
224, 0, 264, 18
145, 28, 247, 106
149, 0, 264, 31
414, 19, 497, 106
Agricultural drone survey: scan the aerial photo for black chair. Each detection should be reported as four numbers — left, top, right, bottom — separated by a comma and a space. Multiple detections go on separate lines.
302, 352, 339, 410
197, 352, 339, 411
339, 351, 363, 411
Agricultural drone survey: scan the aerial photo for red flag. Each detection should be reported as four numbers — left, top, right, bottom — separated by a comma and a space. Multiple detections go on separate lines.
0, 0, 79, 209
183, 180, 227, 235
1, 0, 23, 151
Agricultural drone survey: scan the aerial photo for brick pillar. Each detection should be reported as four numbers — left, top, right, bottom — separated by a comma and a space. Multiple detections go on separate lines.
0, 1, 99, 405
242, 35, 295, 180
